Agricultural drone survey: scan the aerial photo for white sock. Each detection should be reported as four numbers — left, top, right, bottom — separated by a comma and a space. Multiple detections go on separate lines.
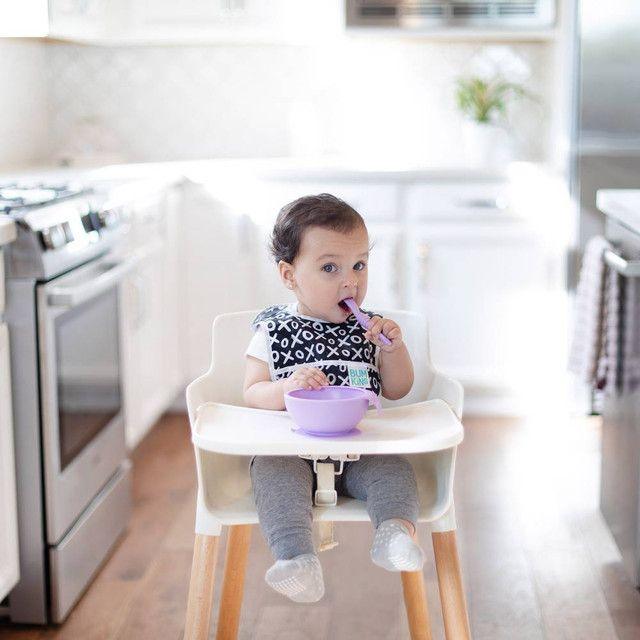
370, 519, 425, 572
265, 553, 325, 603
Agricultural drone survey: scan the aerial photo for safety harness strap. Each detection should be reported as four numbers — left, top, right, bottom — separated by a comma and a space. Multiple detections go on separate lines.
316, 462, 338, 551
298, 454, 360, 552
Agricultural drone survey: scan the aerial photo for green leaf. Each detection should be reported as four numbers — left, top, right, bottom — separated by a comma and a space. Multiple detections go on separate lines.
454, 74, 532, 123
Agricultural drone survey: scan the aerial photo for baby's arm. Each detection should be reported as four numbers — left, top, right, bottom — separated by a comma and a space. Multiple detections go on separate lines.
365, 316, 414, 400
243, 357, 328, 410
378, 346, 414, 400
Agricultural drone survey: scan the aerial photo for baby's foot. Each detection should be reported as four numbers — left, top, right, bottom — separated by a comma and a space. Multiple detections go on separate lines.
370, 519, 425, 572
265, 553, 325, 603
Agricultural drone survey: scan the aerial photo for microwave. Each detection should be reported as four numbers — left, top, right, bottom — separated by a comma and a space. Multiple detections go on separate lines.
345, 0, 556, 31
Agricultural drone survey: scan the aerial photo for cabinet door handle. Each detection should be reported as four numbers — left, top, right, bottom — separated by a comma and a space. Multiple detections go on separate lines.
128, 274, 147, 331
392, 235, 402, 302
418, 242, 429, 290
237, 214, 254, 255
455, 197, 508, 210
223, 0, 245, 12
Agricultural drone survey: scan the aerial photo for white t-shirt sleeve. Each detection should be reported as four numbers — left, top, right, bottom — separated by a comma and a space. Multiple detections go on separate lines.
245, 324, 270, 363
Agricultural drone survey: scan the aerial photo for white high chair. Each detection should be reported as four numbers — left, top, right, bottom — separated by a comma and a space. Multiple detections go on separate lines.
184, 310, 471, 640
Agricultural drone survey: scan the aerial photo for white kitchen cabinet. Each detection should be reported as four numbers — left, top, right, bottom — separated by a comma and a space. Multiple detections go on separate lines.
251, 180, 399, 223
239, 180, 399, 313
0, 0, 48, 37
245, 220, 402, 322
48, 0, 341, 44
133, 0, 286, 32
183, 184, 264, 382
406, 180, 513, 221
0, 322, 19, 601
48, 0, 127, 40
179, 168, 568, 414
120, 187, 183, 448
406, 221, 563, 398
131, 0, 342, 43
252, 220, 296, 309
365, 223, 402, 311
183, 177, 400, 361
223, 178, 398, 228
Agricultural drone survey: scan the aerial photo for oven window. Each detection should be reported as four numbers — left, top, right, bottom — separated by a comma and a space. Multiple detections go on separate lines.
56, 287, 121, 470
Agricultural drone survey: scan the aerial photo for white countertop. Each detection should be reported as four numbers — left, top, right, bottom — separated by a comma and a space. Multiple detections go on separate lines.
0, 156, 551, 186
0, 158, 570, 242
0, 215, 16, 247
597, 189, 640, 234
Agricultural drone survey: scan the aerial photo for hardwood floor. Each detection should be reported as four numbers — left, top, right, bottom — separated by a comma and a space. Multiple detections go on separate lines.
2, 412, 640, 639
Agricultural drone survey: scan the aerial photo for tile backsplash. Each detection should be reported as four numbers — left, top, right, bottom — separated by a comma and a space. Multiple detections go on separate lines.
48, 40, 554, 166
0, 41, 49, 167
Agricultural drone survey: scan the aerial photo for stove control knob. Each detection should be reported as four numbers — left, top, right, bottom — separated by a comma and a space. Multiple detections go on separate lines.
81, 211, 103, 232
62, 221, 74, 243
39, 225, 67, 250
81, 213, 93, 233
98, 208, 114, 227
49, 225, 67, 248
100, 205, 124, 228
39, 227, 54, 250
90, 211, 104, 230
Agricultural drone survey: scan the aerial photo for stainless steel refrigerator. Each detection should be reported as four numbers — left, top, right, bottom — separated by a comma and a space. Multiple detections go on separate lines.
572, 0, 640, 587
572, 0, 640, 249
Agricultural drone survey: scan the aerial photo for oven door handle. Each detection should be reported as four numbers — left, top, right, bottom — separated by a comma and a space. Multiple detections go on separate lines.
47, 255, 139, 308
604, 249, 640, 277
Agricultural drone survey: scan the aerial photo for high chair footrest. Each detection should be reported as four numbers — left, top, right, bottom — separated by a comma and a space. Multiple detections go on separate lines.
193, 399, 463, 456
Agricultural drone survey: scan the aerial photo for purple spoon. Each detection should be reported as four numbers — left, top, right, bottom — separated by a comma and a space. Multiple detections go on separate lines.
341, 297, 392, 345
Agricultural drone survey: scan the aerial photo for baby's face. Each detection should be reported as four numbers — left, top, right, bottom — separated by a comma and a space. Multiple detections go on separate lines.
282, 224, 370, 323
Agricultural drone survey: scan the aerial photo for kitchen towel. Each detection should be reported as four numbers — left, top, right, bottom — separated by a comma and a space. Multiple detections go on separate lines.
621, 271, 640, 393
595, 259, 620, 394
568, 235, 619, 394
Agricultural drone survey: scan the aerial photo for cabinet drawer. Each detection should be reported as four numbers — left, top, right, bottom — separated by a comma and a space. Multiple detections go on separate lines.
49, 462, 131, 623
306, 183, 398, 220
256, 181, 398, 222
406, 182, 511, 220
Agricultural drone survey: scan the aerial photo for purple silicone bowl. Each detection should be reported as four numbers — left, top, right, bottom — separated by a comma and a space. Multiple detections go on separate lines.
284, 385, 381, 436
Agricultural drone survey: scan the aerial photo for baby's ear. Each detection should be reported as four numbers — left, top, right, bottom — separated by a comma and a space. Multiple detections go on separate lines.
278, 260, 295, 289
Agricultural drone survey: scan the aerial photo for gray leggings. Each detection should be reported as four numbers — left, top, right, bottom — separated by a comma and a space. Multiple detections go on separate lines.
250, 454, 419, 560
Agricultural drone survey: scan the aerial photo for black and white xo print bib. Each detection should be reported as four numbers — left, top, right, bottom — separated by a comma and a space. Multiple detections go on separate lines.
252, 304, 382, 396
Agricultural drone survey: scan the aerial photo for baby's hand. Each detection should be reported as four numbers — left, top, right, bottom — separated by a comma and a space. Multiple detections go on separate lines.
282, 367, 329, 393
365, 316, 404, 353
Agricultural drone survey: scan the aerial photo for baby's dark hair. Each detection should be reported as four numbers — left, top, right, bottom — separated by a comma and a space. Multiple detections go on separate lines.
269, 193, 366, 264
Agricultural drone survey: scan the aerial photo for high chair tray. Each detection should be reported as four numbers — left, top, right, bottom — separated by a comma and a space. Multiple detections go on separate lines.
193, 398, 463, 456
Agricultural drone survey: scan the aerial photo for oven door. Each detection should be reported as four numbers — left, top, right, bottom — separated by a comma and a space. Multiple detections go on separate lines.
37, 253, 137, 544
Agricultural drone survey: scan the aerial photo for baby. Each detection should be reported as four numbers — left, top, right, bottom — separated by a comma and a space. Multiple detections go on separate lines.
243, 193, 425, 603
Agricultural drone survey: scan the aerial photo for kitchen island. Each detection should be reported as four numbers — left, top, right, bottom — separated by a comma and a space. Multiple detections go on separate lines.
0, 159, 572, 416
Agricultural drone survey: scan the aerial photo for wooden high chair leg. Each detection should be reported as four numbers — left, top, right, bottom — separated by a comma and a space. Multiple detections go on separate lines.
432, 530, 471, 640
184, 533, 220, 640
401, 570, 433, 640
216, 524, 253, 640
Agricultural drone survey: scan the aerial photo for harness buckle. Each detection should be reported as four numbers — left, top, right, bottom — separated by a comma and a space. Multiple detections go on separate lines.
315, 488, 338, 507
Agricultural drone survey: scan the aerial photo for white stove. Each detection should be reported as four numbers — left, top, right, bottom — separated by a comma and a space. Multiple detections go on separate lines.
0, 183, 85, 212
1, 182, 129, 280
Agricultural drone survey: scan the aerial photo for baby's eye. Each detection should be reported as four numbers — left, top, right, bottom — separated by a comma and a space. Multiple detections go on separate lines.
353, 261, 367, 271
321, 263, 338, 273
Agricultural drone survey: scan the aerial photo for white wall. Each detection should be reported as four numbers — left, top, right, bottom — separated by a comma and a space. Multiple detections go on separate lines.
46, 40, 556, 166
0, 40, 49, 169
